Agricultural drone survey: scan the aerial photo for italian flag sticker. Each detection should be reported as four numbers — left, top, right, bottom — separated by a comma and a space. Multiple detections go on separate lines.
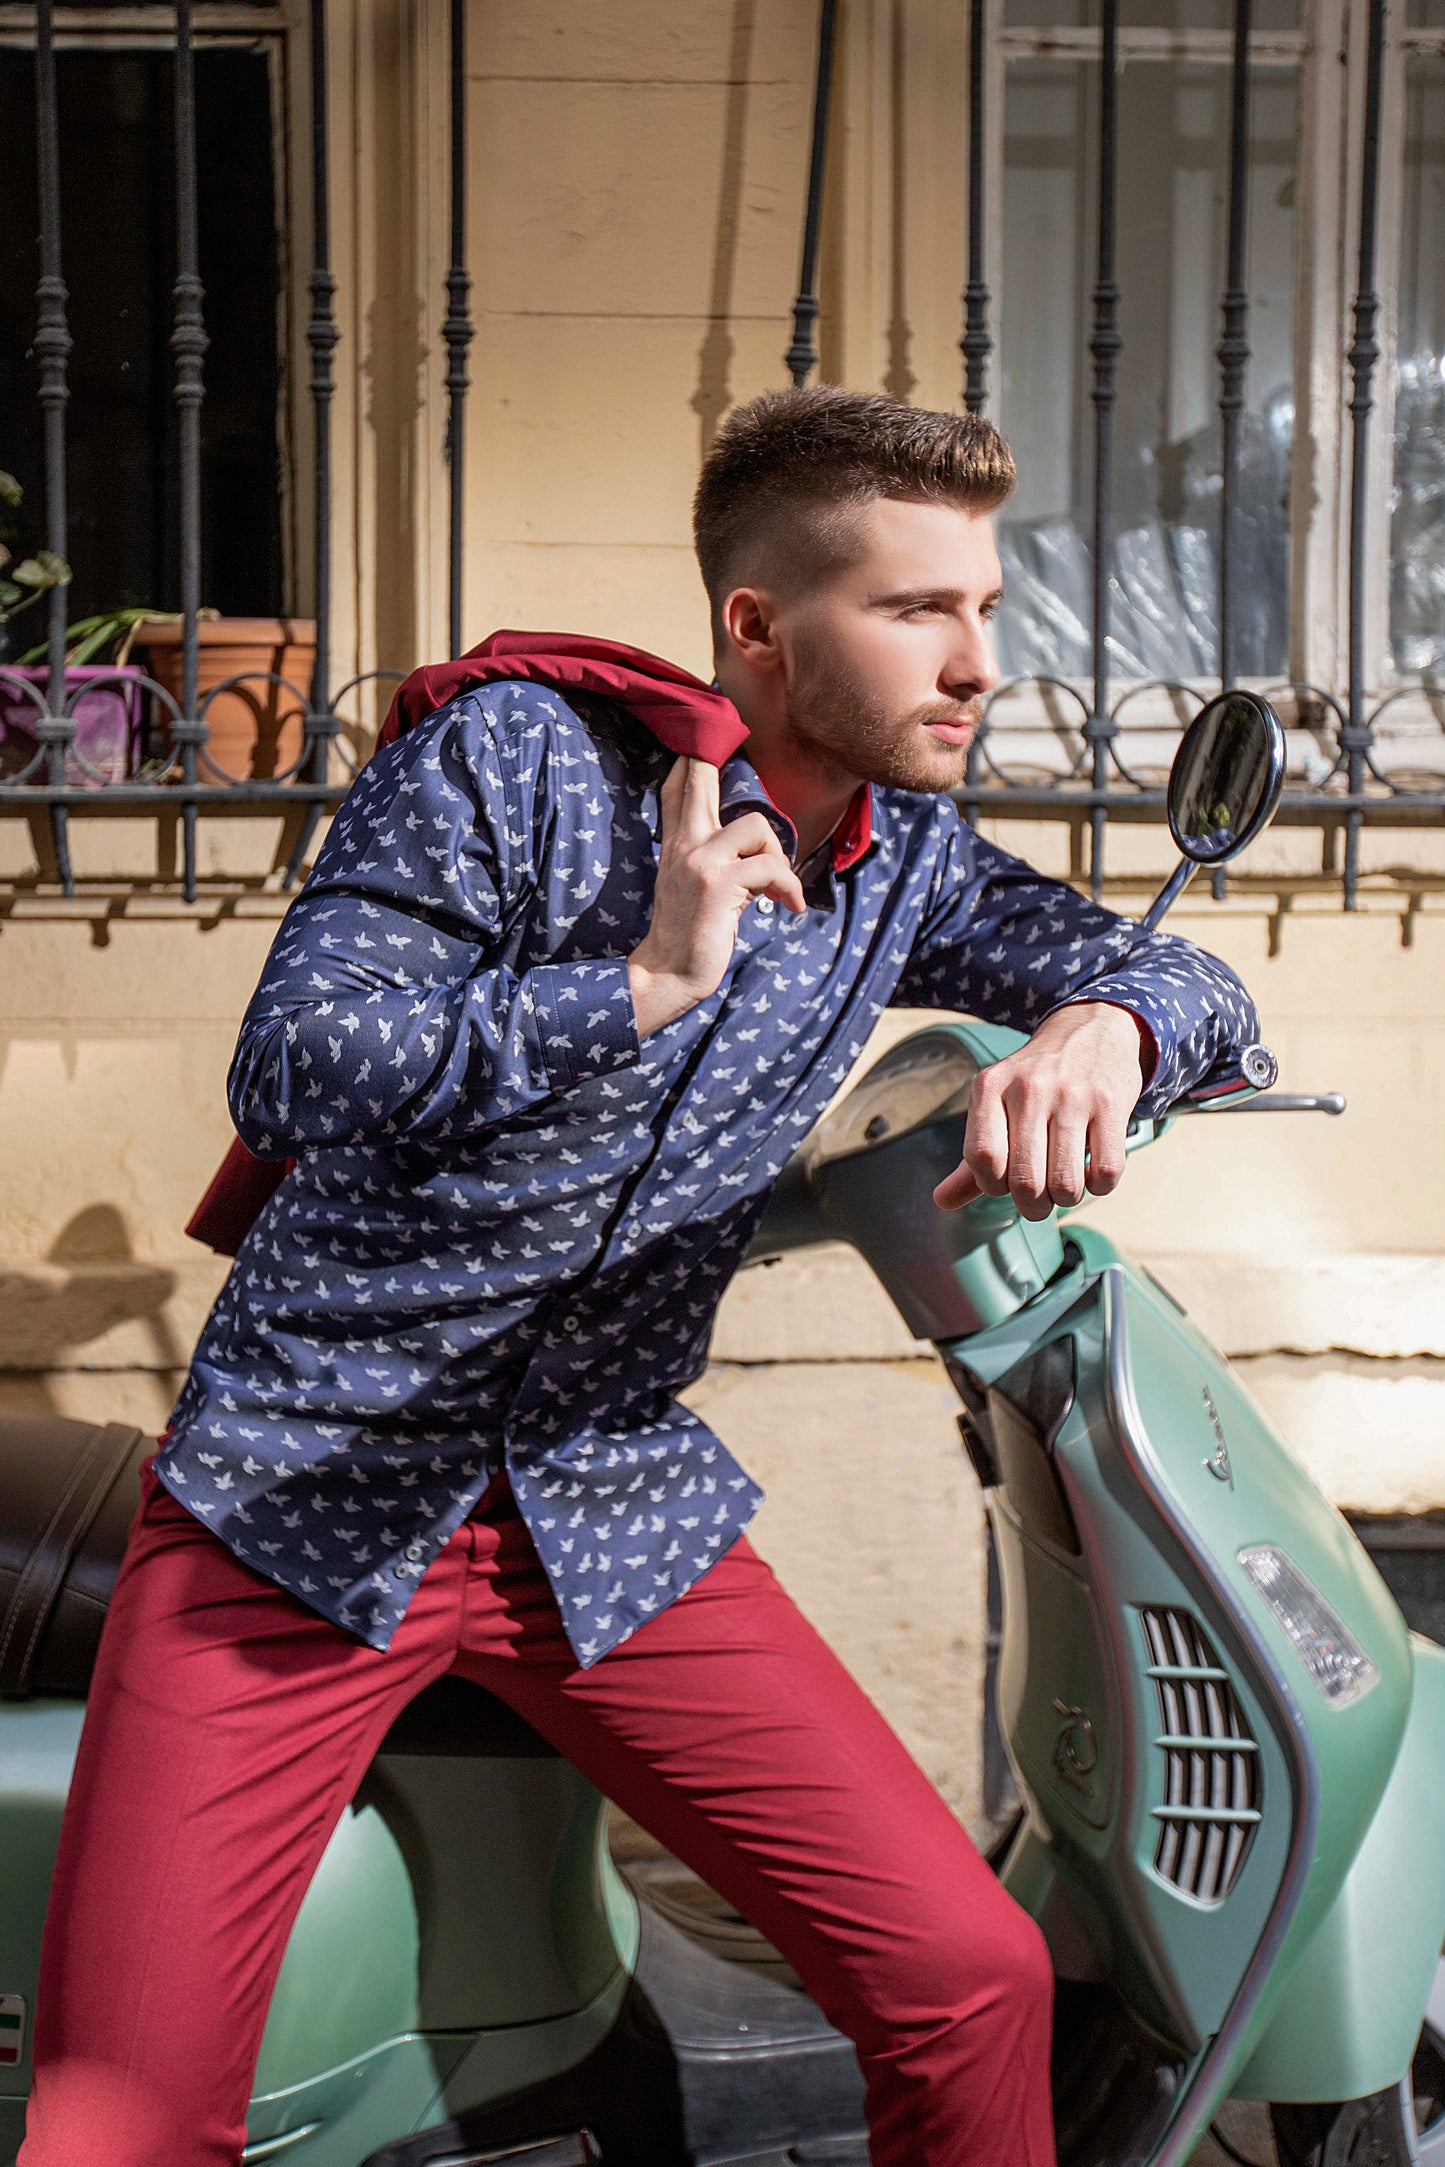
0, 1996, 24, 2066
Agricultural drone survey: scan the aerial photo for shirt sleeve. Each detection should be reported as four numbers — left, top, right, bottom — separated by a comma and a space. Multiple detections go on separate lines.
891, 812, 1265, 1118
228, 692, 641, 1158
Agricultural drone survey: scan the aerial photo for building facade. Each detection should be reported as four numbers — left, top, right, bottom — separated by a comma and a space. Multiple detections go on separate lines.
2, 0, 1443, 1823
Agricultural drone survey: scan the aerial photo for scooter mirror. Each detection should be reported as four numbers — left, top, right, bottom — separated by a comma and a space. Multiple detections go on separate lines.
1142, 690, 1286, 930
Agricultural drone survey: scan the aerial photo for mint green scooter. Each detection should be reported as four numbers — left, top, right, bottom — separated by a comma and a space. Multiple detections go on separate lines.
0, 691, 1440, 2166
751, 690, 1445, 2167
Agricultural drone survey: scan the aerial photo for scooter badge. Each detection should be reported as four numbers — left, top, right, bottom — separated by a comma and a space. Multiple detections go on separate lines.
0, 1995, 24, 2066
1201, 1385, 1234, 1488
1051, 1699, 1099, 1795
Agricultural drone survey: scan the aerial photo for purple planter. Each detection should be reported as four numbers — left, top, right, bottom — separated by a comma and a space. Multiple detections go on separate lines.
0, 665, 145, 786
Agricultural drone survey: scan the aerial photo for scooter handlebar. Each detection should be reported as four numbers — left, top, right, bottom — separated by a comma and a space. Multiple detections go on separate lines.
1170, 1091, 1347, 1116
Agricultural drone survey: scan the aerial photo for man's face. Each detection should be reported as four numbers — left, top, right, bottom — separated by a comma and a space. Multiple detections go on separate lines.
768, 497, 1004, 793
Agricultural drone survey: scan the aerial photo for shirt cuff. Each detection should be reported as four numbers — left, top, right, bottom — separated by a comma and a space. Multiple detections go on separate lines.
528, 959, 641, 1094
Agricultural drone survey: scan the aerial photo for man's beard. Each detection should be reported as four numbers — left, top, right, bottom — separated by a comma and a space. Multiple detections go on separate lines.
783, 633, 980, 794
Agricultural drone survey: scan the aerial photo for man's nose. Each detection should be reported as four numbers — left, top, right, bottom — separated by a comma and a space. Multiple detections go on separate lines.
941, 620, 1001, 701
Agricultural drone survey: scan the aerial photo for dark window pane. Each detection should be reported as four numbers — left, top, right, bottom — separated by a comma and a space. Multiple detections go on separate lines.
0, 45, 283, 637
1389, 54, 1445, 681
997, 58, 1299, 680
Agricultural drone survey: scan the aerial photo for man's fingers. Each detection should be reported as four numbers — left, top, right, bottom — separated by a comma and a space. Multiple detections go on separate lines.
1001, 1077, 1052, 1220
961, 1071, 1009, 1198
933, 1161, 982, 1211
675, 755, 722, 843
1044, 1098, 1089, 1209
1084, 1106, 1128, 1196
735, 851, 807, 914
657, 755, 690, 839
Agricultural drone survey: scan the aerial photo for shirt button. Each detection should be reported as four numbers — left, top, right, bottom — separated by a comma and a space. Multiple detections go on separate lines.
756, 897, 775, 916
562, 1315, 580, 1333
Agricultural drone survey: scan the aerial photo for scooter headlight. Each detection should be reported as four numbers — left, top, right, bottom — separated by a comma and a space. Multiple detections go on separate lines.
812, 1032, 981, 1166
1238, 1544, 1379, 1707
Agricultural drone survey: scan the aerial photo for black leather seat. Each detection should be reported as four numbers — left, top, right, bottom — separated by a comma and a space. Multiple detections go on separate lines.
0, 1412, 555, 1755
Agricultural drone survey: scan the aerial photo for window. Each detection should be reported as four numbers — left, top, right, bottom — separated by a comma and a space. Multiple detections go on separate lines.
987, 0, 1445, 698
1390, 49, 1445, 679
0, 34, 285, 627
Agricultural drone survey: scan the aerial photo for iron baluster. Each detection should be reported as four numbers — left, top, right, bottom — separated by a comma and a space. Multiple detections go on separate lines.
172, 0, 208, 903
1343, 0, 1387, 911
961, 0, 992, 414
785, 0, 838, 388
1213, 0, 1255, 901
285, 0, 340, 890
1086, 0, 1122, 901
33, 0, 73, 894
443, 0, 473, 663
1217, 0, 1253, 695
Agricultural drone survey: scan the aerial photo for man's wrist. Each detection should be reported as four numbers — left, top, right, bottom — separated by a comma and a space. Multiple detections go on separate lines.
627, 955, 701, 1038
1044, 999, 1155, 1087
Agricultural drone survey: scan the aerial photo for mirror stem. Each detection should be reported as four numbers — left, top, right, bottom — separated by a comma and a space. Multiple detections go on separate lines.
1141, 856, 1199, 933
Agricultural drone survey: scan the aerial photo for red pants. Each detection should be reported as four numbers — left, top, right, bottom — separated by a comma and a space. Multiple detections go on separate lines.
19, 1453, 1055, 2167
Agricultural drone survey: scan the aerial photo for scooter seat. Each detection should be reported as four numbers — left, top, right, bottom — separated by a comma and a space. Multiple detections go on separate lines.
0, 1410, 151, 1699
0, 1413, 559, 1756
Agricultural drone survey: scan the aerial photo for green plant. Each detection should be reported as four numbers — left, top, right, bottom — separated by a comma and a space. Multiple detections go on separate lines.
0, 470, 70, 631
16, 606, 187, 669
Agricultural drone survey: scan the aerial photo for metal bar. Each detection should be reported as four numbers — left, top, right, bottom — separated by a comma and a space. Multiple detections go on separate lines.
307, 0, 336, 715
0, 784, 355, 806
961, 0, 992, 412
1152, 1735, 1261, 1750
443, 0, 473, 662
1342, 0, 1387, 911
1212, 0, 1255, 905
8, 781, 1444, 814
785, 0, 837, 387
1086, 0, 1122, 899
1139, 857, 1199, 932
172, 0, 208, 903
1173, 1092, 1348, 1114
285, 0, 340, 891
33, 0, 74, 893
1151, 1805, 1263, 1824
1217, 0, 1254, 692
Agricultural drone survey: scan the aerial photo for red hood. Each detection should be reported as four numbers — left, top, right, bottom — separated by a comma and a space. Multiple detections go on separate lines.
379, 630, 749, 765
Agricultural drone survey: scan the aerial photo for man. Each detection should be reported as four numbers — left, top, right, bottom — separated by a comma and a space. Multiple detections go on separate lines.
21, 387, 1261, 2167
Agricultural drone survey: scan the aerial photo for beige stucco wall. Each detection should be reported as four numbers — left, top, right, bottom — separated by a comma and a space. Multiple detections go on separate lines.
3, 0, 1443, 1829
3, 872, 1443, 1823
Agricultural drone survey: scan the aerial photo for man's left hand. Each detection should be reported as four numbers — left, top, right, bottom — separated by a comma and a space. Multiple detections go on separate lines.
932, 1003, 1151, 1220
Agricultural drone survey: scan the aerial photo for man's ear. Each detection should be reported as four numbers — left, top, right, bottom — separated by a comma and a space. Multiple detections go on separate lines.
720, 586, 784, 678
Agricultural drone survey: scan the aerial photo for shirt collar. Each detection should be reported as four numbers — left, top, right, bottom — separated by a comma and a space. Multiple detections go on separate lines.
718, 754, 875, 902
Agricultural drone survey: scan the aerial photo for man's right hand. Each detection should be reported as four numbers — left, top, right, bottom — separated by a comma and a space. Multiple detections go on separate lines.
628, 756, 806, 1037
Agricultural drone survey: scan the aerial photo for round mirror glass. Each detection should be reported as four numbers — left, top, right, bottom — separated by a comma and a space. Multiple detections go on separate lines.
1167, 691, 1286, 865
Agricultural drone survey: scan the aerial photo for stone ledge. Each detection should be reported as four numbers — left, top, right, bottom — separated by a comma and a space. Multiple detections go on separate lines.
713, 1244, 1445, 1363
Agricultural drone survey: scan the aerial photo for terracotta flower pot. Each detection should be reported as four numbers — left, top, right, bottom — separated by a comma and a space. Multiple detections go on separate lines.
139, 617, 317, 781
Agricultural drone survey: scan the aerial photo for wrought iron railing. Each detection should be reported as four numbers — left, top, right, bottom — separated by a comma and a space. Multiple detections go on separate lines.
786, 0, 1445, 908
4, 0, 1442, 911
0, 0, 439, 901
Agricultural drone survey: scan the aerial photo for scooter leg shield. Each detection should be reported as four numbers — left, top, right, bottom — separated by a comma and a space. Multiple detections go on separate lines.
1232, 1634, 1445, 2103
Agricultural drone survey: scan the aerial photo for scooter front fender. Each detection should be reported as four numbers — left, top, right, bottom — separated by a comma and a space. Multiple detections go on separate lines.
1231, 1630, 1445, 2103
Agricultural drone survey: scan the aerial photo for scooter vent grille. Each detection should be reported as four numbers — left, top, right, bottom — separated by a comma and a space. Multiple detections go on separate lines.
1139, 1607, 1261, 1904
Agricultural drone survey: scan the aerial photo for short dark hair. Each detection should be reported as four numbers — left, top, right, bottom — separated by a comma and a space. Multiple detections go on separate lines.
692, 386, 1015, 637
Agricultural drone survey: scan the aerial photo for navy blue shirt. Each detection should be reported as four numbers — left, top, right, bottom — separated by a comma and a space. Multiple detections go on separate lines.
160, 681, 1261, 1665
